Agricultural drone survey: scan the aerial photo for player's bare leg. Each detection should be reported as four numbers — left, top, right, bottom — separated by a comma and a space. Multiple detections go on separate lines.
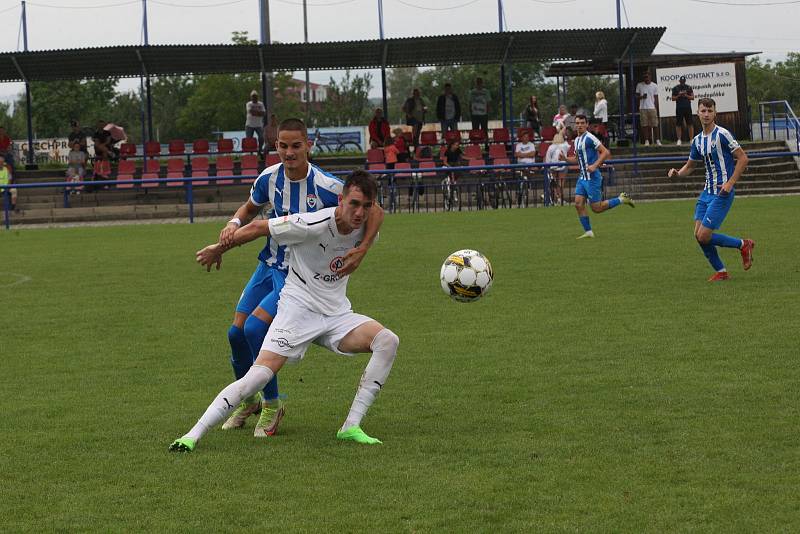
575, 195, 595, 239
337, 321, 399, 445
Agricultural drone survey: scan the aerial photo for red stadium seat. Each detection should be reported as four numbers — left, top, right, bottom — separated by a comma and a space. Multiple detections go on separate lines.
166, 158, 186, 186
418, 160, 437, 177
217, 138, 234, 153
444, 130, 461, 145
516, 127, 534, 141
488, 143, 507, 160
241, 137, 259, 153
214, 155, 235, 185
116, 159, 136, 188
192, 139, 210, 154
93, 159, 111, 180
141, 159, 161, 187
493, 158, 511, 176
265, 153, 280, 167
367, 163, 386, 175
394, 162, 412, 179
463, 144, 482, 160
402, 131, 413, 145
541, 126, 557, 141
190, 156, 210, 186
492, 128, 510, 143
168, 139, 185, 156
467, 158, 485, 172
420, 131, 438, 146
366, 148, 384, 164
240, 154, 260, 183
537, 142, 551, 161
468, 129, 487, 144
120, 142, 137, 158
414, 146, 434, 161
144, 141, 161, 157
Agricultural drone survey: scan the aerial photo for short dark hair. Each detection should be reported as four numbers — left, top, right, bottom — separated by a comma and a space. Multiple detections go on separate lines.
698, 97, 716, 109
343, 170, 377, 201
575, 114, 588, 122
278, 118, 308, 137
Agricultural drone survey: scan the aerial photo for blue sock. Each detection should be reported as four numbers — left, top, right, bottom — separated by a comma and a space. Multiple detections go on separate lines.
579, 216, 591, 232
227, 325, 252, 380
607, 197, 621, 209
710, 233, 742, 249
700, 243, 725, 271
244, 315, 279, 401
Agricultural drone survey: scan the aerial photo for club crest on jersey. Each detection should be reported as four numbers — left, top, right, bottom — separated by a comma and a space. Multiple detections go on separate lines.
329, 256, 344, 272
306, 194, 318, 209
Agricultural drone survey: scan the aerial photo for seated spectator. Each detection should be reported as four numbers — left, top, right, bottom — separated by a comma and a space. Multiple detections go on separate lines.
92, 120, 113, 161
0, 154, 16, 210
0, 126, 14, 171
514, 131, 536, 169
369, 108, 391, 149
391, 128, 409, 163
563, 104, 578, 133
66, 140, 87, 194
545, 133, 569, 205
414, 145, 433, 161
552, 105, 568, 132
442, 139, 464, 184
68, 120, 89, 157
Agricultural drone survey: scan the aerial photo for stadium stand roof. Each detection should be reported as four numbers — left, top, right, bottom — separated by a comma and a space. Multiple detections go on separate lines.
0, 27, 665, 83
545, 51, 760, 77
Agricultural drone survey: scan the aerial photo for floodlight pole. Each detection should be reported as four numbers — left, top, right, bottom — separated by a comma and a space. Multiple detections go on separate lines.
303, 0, 311, 122
616, 0, 626, 141
259, 0, 274, 118
142, 0, 154, 141
21, 1, 36, 169
498, 0, 507, 128
378, 0, 388, 122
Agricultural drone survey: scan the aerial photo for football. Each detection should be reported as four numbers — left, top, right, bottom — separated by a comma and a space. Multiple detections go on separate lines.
440, 249, 493, 302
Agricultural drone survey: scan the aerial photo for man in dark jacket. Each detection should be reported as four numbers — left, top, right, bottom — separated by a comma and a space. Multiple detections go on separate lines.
368, 108, 391, 149
436, 83, 461, 135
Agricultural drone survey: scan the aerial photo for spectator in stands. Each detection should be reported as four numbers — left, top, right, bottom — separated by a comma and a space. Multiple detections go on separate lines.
672, 75, 695, 145
383, 134, 399, 169
563, 104, 579, 133
402, 88, 426, 147
553, 105, 568, 132
265, 113, 278, 154
0, 154, 15, 210
68, 120, 88, 157
391, 127, 409, 163
545, 132, 569, 205
436, 83, 461, 135
593, 91, 608, 125
368, 108, 391, 149
514, 130, 536, 167
523, 96, 541, 136
442, 138, 464, 194
66, 140, 87, 193
469, 77, 491, 131
636, 71, 661, 146
91, 120, 113, 161
245, 90, 266, 154
0, 126, 14, 171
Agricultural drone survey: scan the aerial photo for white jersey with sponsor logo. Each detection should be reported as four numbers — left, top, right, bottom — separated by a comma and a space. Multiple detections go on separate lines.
268, 207, 364, 316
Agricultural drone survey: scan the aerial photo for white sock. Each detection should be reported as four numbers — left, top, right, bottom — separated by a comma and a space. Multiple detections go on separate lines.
184, 365, 274, 441
342, 329, 399, 431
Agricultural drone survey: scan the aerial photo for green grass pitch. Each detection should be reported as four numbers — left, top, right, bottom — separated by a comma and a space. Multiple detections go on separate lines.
1, 196, 798, 532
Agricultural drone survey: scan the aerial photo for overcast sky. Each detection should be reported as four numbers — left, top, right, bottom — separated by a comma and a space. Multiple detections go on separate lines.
0, 0, 797, 102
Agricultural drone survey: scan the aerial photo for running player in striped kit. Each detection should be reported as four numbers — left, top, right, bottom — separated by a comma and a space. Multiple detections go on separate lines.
212, 118, 384, 437
566, 115, 635, 239
668, 98, 754, 282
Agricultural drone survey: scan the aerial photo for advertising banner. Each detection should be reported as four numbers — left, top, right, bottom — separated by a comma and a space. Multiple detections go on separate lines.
655, 63, 738, 117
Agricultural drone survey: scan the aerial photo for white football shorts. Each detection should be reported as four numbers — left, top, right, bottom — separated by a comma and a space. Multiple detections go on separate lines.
260, 295, 375, 361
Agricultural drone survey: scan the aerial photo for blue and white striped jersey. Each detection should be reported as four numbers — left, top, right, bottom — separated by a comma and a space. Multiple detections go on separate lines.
689, 125, 742, 195
574, 132, 603, 180
250, 162, 343, 272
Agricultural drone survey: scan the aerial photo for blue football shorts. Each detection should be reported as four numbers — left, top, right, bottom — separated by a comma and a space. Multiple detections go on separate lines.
694, 190, 734, 230
235, 261, 287, 318
575, 176, 603, 203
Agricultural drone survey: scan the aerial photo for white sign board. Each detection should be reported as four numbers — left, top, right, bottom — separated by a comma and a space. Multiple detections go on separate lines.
655, 63, 738, 117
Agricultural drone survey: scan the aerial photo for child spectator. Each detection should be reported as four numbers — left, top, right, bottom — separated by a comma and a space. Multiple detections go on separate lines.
66, 141, 87, 194
0, 154, 16, 210
391, 128, 409, 163
383, 134, 400, 169
442, 138, 464, 184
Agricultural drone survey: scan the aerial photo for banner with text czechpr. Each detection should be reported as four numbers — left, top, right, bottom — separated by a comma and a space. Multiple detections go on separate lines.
655, 63, 738, 117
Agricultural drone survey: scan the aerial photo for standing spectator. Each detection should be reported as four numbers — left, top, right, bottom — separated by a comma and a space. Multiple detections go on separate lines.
402, 88, 426, 147
523, 96, 541, 136
66, 140, 87, 193
672, 76, 695, 145
469, 77, 491, 131
552, 104, 568, 131
245, 90, 266, 154
383, 133, 400, 169
91, 121, 113, 161
563, 104, 579, 133
0, 126, 14, 171
436, 83, 461, 135
0, 154, 15, 210
593, 91, 608, 125
68, 120, 89, 157
368, 108, 391, 149
545, 133, 569, 205
636, 71, 661, 146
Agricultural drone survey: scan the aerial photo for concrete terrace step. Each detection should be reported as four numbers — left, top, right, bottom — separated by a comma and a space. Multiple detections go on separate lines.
6, 202, 243, 225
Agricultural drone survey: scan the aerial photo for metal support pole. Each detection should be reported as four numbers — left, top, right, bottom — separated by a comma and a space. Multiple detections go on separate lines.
142, 0, 154, 141
556, 76, 561, 107
3, 188, 9, 229
303, 0, 310, 121
508, 64, 514, 134
187, 180, 194, 223
629, 54, 638, 175
617, 62, 625, 141
498, 0, 506, 128
259, 0, 274, 115
378, 0, 388, 121
21, 2, 35, 169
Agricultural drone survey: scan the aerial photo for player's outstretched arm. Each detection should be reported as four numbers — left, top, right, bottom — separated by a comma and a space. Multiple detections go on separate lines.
220, 199, 261, 248
337, 204, 385, 276
197, 220, 270, 272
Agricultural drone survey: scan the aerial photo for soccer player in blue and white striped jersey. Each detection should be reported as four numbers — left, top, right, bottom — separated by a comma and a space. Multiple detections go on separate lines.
565, 115, 634, 239
208, 119, 384, 436
668, 98, 754, 282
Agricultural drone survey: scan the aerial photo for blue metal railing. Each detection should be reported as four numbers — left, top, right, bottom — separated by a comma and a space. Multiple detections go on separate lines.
757, 100, 800, 152
3, 150, 799, 229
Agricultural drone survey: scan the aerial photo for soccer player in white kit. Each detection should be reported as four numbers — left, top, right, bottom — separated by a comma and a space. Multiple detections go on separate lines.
170, 171, 399, 450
